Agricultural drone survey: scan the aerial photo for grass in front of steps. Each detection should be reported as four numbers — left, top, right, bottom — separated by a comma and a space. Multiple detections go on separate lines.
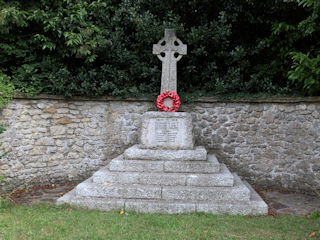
0, 203, 319, 240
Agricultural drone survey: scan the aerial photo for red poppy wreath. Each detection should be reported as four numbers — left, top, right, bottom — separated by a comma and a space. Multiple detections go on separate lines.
156, 91, 181, 112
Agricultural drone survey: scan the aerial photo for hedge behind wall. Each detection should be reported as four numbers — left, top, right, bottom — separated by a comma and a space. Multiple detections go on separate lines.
1, 0, 320, 100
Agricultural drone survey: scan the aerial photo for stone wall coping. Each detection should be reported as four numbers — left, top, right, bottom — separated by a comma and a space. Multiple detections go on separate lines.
13, 94, 320, 103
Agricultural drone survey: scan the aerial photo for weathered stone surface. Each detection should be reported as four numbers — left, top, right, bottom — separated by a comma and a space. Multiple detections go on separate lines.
125, 200, 196, 214
58, 191, 266, 215
50, 125, 67, 135
124, 145, 207, 161
76, 179, 162, 199
196, 181, 268, 215
164, 154, 220, 173
36, 137, 55, 146
140, 112, 194, 149
186, 164, 233, 187
57, 118, 71, 125
44, 108, 57, 114
93, 170, 187, 186
93, 163, 232, 187
162, 174, 250, 201
57, 189, 125, 211
109, 155, 164, 172
0, 99, 153, 191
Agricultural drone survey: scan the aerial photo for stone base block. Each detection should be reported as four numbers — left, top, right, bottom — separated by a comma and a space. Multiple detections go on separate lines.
124, 145, 207, 161
75, 174, 246, 201
140, 112, 194, 150
57, 181, 267, 215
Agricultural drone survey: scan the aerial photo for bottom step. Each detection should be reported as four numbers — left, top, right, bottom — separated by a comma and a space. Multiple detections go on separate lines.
57, 181, 267, 215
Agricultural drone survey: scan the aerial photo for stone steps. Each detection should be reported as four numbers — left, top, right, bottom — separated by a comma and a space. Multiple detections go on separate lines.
109, 154, 220, 173
93, 164, 233, 187
75, 174, 248, 201
57, 143, 268, 215
57, 180, 267, 215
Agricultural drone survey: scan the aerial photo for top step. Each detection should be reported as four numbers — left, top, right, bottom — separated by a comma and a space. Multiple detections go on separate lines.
124, 145, 207, 161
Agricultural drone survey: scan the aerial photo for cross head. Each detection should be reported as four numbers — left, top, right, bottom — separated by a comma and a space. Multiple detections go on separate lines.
153, 29, 187, 94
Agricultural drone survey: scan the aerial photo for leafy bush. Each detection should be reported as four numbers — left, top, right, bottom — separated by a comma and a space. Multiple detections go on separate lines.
0, 0, 319, 99
0, 73, 16, 108
288, 52, 320, 95
261, 0, 320, 95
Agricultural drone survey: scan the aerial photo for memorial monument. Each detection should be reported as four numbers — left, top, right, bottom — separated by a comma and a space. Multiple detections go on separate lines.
57, 29, 268, 215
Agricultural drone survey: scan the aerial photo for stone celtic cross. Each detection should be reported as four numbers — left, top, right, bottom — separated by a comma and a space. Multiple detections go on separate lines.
153, 29, 187, 94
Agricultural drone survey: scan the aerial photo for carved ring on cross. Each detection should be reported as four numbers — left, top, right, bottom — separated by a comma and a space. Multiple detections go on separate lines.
155, 37, 186, 62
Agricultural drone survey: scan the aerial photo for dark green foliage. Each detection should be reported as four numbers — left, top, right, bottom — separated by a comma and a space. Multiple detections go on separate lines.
0, 0, 319, 99
286, 0, 320, 96
260, 0, 320, 96
288, 51, 320, 95
0, 73, 16, 108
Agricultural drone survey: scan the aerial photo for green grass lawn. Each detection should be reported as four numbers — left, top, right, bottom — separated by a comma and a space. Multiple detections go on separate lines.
0, 203, 319, 240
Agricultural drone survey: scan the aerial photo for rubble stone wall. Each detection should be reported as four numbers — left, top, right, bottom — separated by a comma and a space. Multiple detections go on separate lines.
0, 96, 319, 194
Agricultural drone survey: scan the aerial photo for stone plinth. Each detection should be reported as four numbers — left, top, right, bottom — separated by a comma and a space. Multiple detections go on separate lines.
58, 114, 268, 215
140, 112, 194, 150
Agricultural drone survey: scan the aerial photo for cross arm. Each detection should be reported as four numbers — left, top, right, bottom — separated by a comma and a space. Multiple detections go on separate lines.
153, 42, 164, 55
174, 38, 187, 55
